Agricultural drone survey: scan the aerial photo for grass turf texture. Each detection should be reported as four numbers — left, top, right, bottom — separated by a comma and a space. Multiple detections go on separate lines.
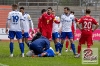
0, 41, 99, 66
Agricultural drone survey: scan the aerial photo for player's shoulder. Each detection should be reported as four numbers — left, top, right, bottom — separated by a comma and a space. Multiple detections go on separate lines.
70, 14, 74, 17
61, 13, 66, 18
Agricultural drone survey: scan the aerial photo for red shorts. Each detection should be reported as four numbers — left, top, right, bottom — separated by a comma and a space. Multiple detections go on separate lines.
42, 30, 52, 40
79, 34, 93, 46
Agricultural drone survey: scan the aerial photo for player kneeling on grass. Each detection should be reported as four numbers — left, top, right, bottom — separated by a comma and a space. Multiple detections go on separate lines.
29, 34, 51, 55
26, 47, 55, 57
52, 10, 62, 55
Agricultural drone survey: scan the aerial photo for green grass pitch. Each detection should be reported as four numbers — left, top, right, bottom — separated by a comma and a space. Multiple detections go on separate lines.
0, 41, 99, 66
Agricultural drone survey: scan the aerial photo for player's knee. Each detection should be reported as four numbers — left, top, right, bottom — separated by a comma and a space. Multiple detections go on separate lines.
18, 39, 22, 43
10, 39, 14, 43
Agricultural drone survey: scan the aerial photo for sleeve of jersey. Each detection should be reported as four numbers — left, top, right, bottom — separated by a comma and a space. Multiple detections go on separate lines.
28, 14, 34, 30
38, 17, 42, 29
78, 18, 83, 24
6, 12, 11, 28
92, 18, 98, 25
60, 15, 64, 23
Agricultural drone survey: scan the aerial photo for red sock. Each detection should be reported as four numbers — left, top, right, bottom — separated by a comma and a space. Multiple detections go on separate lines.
66, 40, 69, 49
77, 45, 81, 54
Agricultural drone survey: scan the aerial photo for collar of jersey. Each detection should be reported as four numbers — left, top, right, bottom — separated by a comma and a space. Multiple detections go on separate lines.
64, 13, 70, 16
13, 10, 18, 12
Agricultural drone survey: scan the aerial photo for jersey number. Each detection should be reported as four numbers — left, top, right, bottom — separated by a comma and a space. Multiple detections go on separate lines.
12, 15, 19, 24
84, 21, 91, 29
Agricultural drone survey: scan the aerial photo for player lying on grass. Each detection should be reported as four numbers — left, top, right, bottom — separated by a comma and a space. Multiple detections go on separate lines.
75, 9, 99, 58
29, 33, 50, 55
26, 32, 55, 57
26, 47, 55, 57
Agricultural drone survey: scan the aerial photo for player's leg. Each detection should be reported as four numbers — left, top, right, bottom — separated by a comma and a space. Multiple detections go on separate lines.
47, 31, 52, 41
67, 32, 76, 55
22, 34, 25, 48
16, 31, 24, 57
75, 35, 86, 58
65, 38, 69, 52
52, 32, 61, 54
24, 32, 30, 47
60, 32, 67, 54
42, 30, 47, 38
8, 31, 15, 57
87, 35, 93, 48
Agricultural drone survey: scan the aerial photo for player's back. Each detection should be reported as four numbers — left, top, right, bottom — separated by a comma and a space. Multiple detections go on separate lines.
8, 10, 23, 31
79, 16, 98, 35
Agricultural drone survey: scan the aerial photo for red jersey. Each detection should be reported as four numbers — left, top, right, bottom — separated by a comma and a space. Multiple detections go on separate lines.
38, 16, 42, 32
41, 12, 55, 32
79, 16, 98, 36
71, 18, 78, 33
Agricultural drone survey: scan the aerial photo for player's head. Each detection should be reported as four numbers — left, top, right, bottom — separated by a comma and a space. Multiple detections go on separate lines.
70, 11, 74, 15
12, 4, 18, 10
20, 7, 25, 13
86, 9, 91, 14
41, 9, 46, 14
64, 7, 70, 14
47, 7, 52, 15
52, 9, 55, 15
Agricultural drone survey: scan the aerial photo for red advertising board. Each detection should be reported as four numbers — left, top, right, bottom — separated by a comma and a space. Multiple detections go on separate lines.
28, 28, 100, 41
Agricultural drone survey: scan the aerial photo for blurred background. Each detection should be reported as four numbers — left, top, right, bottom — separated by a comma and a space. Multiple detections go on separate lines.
0, 0, 100, 28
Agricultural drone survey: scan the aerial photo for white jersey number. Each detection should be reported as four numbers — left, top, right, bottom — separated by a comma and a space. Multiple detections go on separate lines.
84, 21, 92, 29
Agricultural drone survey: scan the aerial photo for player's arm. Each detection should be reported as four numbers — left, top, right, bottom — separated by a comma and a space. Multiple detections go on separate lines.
92, 19, 99, 32
28, 14, 34, 33
77, 18, 82, 30
44, 39, 50, 50
6, 12, 11, 33
37, 17, 42, 32
72, 17, 76, 33
93, 23, 99, 32
58, 22, 62, 33
20, 13, 24, 34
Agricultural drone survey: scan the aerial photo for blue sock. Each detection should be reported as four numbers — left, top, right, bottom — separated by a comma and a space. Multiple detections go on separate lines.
71, 43, 76, 55
59, 44, 63, 53
22, 42, 24, 48
19, 43, 24, 53
55, 43, 59, 52
9, 42, 14, 54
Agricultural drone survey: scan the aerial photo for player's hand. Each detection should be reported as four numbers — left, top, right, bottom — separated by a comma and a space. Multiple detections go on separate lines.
92, 29, 94, 32
22, 30, 24, 34
32, 30, 34, 34
74, 30, 76, 35
5, 28, 8, 33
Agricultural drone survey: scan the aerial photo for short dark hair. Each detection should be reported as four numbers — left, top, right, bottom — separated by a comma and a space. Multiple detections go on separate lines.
86, 9, 91, 14
48, 7, 52, 10
41, 9, 46, 14
70, 11, 74, 14
64, 7, 70, 11
20, 7, 24, 10
12, 4, 18, 8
